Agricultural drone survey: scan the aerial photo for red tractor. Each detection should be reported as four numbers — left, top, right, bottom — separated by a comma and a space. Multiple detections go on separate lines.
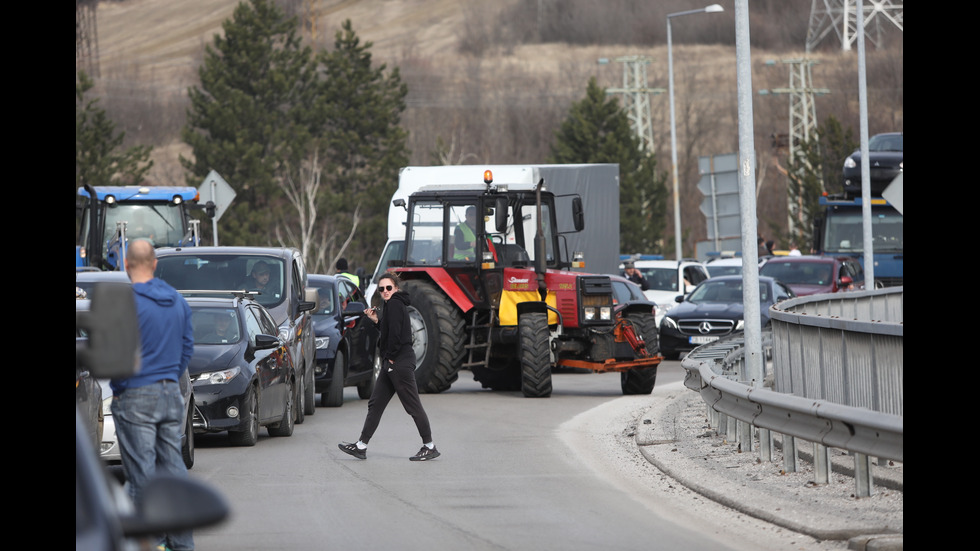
389, 170, 660, 397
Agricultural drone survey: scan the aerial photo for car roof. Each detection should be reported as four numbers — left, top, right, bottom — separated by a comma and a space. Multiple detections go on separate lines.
705, 257, 742, 266
183, 293, 261, 309
156, 245, 299, 258
630, 259, 703, 268
760, 255, 848, 265
700, 274, 778, 284
308, 274, 340, 284
75, 271, 132, 282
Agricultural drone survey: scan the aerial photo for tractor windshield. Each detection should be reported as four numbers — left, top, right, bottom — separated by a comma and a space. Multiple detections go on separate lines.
406, 198, 557, 268
80, 202, 188, 249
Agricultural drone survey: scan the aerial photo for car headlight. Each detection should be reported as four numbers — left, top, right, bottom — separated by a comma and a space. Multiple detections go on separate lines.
735, 320, 745, 331
843, 157, 857, 169
600, 306, 611, 320
661, 317, 678, 330
315, 336, 330, 350
193, 366, 242, 385
584, 307, 595, 321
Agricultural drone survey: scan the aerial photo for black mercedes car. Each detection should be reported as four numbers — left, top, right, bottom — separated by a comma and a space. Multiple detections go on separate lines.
186, 293, 296, 446
842, 131, 903, 197
308, 274, 380, 407
658, 275, 795, 360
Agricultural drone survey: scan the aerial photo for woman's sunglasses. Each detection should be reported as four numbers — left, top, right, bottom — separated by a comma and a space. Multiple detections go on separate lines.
380, 285, 395, 292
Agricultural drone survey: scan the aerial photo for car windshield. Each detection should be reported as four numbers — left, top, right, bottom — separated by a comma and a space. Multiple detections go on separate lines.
191, 307, 242, 345
638, 267, 679, 291
156, 254, 287, 308
760, 261, 834, 286
311, 284, 336, 316
868, 134, 902, 152
687, 280, 770, 303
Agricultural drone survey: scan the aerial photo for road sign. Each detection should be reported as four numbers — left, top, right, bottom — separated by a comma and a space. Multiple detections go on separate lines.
697, 153, 741, 241
197, 170, 236, 222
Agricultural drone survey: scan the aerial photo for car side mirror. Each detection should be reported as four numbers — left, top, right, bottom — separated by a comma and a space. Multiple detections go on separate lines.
675, 295, 684, 303
301, 288, 319, 312
254, 334, 280, 351
76, 282, 140, 380
118, 474, 229, 538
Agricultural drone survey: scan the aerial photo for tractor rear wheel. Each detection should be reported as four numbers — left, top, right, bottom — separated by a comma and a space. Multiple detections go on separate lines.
519, 312, 552, 397
401, 280, 465, 393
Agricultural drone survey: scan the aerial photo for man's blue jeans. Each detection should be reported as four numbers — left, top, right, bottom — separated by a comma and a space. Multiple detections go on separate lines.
112, 379, 194, 550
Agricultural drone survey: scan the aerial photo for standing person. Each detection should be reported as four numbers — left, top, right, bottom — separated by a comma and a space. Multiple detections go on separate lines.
622, 261, 649, 291
757, 236, 769, 258
110, 239, 195, 551
338, 272, 440, 461
335, 257, 360, 288
453, 206, 478, 261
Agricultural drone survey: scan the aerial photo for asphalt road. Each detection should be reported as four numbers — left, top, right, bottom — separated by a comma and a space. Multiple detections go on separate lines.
182, 361, 898, 551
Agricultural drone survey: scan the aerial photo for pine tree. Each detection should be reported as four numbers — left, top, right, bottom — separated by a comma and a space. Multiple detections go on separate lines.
549, 77, 668, 255
76, 70, 153, 192
312, 19, 410, 270
181, 0, 318, 246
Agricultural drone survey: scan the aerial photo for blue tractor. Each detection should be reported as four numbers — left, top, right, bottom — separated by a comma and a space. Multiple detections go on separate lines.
76, 185, 213, 271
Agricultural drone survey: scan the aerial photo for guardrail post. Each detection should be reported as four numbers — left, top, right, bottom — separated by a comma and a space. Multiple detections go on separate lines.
813, 442, 831, 484
759, 427, 773, 462
726, 413, 736, 442
737, 420, 753, 452
854, 452, 874, 497
783, 434, 798, 472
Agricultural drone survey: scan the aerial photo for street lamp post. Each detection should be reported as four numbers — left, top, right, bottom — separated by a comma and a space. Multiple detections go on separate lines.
668, 4, 724, 259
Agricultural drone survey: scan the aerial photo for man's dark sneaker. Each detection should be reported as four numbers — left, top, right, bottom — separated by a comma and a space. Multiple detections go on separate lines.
410, 445, 440, 461
338, 441, 366, 460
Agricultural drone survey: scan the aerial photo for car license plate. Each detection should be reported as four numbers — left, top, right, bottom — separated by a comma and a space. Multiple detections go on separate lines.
689, 336, 719, 344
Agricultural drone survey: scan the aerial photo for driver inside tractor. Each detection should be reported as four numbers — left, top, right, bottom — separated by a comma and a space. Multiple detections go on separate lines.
453, 206, 479, 261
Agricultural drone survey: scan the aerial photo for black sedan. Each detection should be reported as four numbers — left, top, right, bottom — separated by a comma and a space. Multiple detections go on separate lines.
659, 275, 795, 360
842, 131, 903, 197
187, 293, 296, 446
308, 274, 380, 407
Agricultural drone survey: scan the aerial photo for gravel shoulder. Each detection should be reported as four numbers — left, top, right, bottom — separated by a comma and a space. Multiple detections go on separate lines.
561, 380, 903, 551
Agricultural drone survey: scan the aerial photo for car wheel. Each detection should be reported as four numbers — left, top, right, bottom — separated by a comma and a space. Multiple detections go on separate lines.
324, 350, 345, 407
357, 350, 380, 400
303, 361, 316, 417
268, 377, 295, 437
228, 385, 259, 447
294, 364, 306, 425
181, 401, 195, 469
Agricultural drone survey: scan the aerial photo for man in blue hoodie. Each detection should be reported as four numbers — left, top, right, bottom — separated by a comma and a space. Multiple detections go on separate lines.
110, 239, 195, 551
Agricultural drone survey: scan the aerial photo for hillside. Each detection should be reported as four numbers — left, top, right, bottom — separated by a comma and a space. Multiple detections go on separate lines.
81, 0, 903, 253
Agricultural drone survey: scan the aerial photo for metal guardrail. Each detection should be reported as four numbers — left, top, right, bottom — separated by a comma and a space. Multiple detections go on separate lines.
681, 287, 903, 496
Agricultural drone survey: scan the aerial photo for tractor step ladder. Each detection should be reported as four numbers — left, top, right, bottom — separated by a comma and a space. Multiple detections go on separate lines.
461, 310, 493, 369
